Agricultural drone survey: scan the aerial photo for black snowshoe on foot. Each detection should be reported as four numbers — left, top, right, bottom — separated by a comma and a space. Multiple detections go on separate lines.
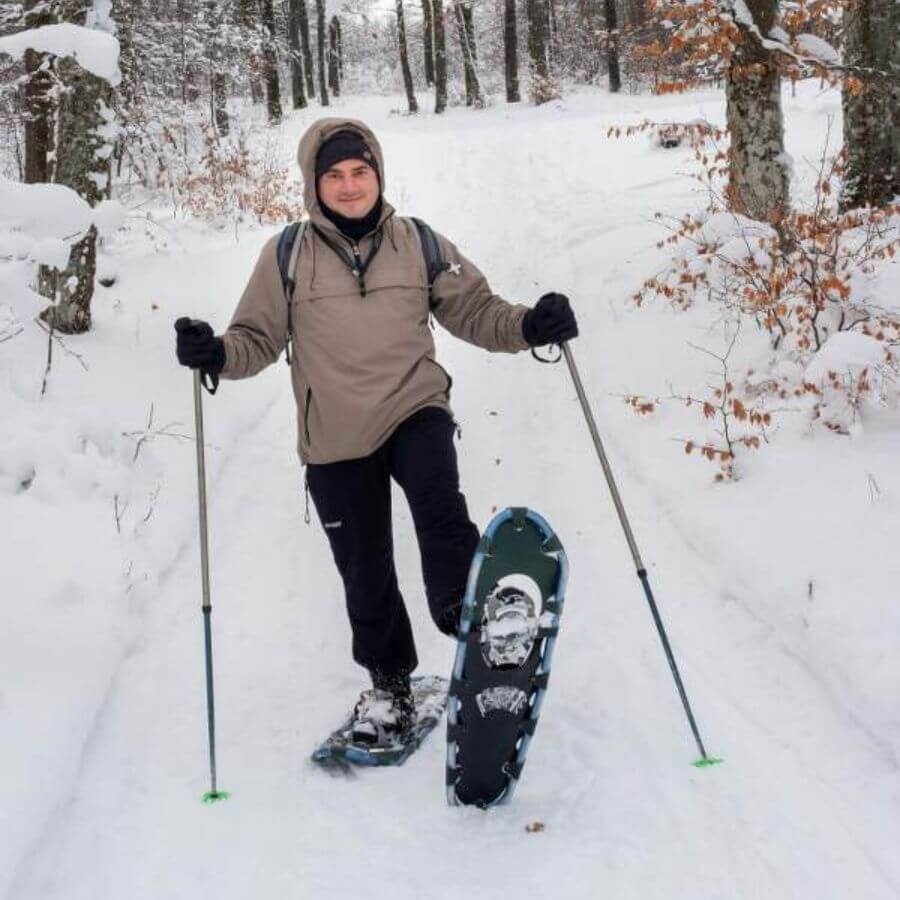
312, 675, 449, 769
349, 687, 415, 748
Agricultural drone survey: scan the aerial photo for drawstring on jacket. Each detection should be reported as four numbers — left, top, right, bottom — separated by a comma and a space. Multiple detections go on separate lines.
387, 218, 399, 254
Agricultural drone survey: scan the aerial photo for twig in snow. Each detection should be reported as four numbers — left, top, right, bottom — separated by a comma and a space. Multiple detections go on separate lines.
114, 493, 129, 533
122, 402, 192, 462
142, 483, 162, 523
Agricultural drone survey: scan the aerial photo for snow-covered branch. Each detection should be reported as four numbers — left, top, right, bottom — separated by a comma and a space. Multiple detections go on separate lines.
0, 23, 121, 84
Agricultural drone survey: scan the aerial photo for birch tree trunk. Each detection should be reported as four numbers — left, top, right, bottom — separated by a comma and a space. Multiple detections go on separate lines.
841, 0, 899, 210
421, 0, 435, 86
396, 0, 418, 112
288, 0, 308, 108
504, 0, 520, 102
316, 0, 329, 105
725, 0, 789, 222
433, 0, 447, 113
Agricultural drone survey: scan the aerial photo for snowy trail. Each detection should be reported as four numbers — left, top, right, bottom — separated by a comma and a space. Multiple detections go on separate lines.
8, 90, 900, 899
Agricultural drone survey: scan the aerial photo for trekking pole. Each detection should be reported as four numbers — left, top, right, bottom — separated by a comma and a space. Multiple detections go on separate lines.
192, 368, 231, 802
560, 341, 721, 768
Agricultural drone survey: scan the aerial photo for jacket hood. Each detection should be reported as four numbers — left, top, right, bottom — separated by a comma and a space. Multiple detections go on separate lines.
297, 118, 389, 232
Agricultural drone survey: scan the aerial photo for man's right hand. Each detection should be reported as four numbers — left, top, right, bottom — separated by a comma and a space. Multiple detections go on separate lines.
175, 317, 226, 374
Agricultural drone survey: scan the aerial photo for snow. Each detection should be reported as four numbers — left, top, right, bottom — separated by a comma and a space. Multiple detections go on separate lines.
0, 180, 94, 241
796, 33, 841, 66
0, 178, 126, 266
0, 23, 120, 84
806, 331, 888, 383
731, 0, 756, 30
1, 81, 899, 900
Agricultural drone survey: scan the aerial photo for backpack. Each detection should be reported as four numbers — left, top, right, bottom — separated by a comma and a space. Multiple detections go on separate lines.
275, 217, 447, 365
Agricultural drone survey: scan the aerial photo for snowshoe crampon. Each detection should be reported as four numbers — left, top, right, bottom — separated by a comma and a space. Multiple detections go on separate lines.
446, 507, 568, 807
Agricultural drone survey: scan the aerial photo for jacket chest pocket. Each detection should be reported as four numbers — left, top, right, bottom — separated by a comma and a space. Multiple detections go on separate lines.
363, 266, 430, 321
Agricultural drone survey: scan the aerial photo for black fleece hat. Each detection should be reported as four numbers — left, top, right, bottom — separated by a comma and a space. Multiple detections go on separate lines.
315, 130, 379, 180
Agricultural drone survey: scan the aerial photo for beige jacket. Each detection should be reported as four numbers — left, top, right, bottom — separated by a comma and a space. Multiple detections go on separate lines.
220, 117, 530, 464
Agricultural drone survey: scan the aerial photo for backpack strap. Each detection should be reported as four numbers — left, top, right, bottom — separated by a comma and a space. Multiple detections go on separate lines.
410, 217, 450, 310
276, 221, 308, 365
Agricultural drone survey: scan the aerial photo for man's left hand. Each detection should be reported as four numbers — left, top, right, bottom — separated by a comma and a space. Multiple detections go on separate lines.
522, 293, 578, 347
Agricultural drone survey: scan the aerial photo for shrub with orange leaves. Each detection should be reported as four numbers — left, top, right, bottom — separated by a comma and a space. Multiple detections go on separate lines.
179, 128, 305, 225
620, 128, 900, 479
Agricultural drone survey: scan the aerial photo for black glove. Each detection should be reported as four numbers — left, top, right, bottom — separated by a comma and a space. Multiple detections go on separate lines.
174, 317, 226, 375
522, 293, 578, 348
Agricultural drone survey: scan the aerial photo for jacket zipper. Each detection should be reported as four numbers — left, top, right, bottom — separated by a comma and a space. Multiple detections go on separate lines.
304, 387, 312, 444
350, 242, 367, 297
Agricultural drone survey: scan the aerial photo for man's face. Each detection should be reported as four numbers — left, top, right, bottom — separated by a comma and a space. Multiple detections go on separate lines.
317, 158, 380, 220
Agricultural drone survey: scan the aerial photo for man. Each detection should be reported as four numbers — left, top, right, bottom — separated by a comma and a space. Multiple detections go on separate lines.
175, 117, 577, 747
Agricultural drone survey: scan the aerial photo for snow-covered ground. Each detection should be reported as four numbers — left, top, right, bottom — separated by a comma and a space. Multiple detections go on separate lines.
2, 82, 899, 900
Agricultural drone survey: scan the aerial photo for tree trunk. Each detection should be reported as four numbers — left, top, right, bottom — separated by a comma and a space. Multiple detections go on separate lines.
577, 0, 601, 82
504, 0, 520, 102
526, 0, 555, 104
39, 22, 114, 334
546, 0, 560, 69
841, 0, 899, 210
316, 0, 329, 105
421, 0, 435, 86
212, 72, 229, 134
298, 0, 315, 97
110, 0, 139, 110
24, 0, 54, 184
725, 0, 788, 222
432, 0, 448, 113
335, 17, 344, 83
288, 0, 308, 108
603, 0, 621, 92
328, 16, 341, 96
261, 0, 283, 123
207, 0, 229, 134
454, 1, 483, 107
396, 0, 418, 112
240, 0, 265, 104
624, 0, 646, 27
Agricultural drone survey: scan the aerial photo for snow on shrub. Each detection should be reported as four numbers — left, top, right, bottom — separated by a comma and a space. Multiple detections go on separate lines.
617, 131, 899, 479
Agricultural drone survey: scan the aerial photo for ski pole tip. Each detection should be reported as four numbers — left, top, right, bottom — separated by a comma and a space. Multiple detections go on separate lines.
201, 790, 231, 804
691, 757, 724, 769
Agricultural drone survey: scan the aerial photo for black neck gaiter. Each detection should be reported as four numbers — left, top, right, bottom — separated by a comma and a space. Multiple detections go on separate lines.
321, 196, 384, 244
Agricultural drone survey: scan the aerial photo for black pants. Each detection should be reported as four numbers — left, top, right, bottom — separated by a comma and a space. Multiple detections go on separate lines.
306, 406, 480, 679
